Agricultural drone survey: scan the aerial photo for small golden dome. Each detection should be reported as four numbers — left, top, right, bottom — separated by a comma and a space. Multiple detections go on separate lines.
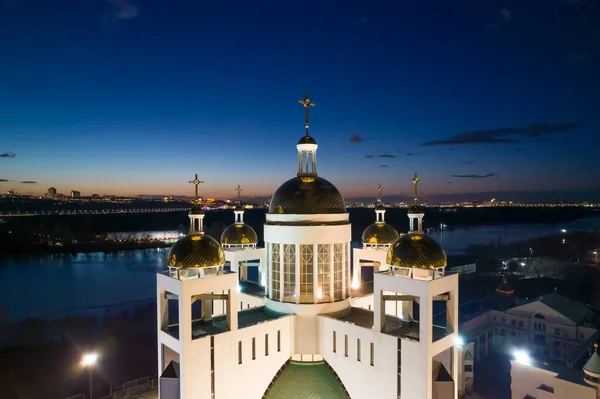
167, 234, 225, 268
190, 204, 204, 215
386, 234, 447, 269
298, 135, 317, 145
362, 223, 400, 245
221, 223, 258, 245
408, 204, 424, 214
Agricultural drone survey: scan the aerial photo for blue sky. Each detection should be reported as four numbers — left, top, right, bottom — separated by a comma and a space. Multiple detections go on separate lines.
0, 0, 598, 200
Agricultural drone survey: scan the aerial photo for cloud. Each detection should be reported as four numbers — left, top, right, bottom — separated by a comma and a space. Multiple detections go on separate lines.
109, 0, 139, 19
350, 134, 365, 143
20, 180, 38, 184
451, 174, 496, 179
380, 165, 388, 168
365, 155, 374, 158
447, 181, 453, 184
421, 122, 579, 147
486, 8, 512, 31
0, 178, 8, 182
378, 154, 396, 158
0, 152, 16, 158
405, 152, 415, 156
463, 161, 474, 164
568, 53, 591, 63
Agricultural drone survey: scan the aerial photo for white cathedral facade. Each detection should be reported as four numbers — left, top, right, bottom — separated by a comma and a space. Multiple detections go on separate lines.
156, 94, 464, 399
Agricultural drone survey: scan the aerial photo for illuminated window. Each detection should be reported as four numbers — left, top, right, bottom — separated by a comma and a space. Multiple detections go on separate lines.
271, 244, 281, 300
300, 245, 314, 303
333, 243, 343, 300
283, 244, 296, 302
317, 244, 331, 303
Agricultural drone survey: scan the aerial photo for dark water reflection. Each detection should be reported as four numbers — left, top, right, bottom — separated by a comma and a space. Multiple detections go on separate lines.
1, 217, 599, 322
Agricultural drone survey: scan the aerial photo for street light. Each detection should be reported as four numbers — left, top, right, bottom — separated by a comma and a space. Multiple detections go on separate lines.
513, 349, 531, 365
81, 352, 99, 399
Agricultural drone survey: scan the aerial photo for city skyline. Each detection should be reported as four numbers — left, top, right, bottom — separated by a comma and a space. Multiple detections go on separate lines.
1, 1, 599, 199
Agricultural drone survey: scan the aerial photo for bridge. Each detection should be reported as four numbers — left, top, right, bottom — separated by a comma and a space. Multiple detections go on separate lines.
0, 208, 191, 217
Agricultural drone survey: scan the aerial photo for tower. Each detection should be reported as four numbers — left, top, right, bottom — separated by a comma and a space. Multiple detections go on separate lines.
157, 175, 238, 398
368, 174, 459, 399
352, 184, 400, 288
220, 184, 266, 290
265, 93, 352, 355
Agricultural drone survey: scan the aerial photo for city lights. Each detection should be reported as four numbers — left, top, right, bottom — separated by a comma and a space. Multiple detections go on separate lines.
454, 335, 465, 348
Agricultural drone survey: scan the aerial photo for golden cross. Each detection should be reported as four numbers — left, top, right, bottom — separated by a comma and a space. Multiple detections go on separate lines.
234, 184, 243, 203
298, 92, 315, 137
377, 184, 383, 201
411, 172, 421, 205
188, 174, 204, 201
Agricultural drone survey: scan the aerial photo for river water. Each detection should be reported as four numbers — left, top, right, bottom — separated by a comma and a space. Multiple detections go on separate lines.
1, 217, 599, 322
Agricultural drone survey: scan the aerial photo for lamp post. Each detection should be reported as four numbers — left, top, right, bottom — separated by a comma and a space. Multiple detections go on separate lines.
81, 352, 99, 399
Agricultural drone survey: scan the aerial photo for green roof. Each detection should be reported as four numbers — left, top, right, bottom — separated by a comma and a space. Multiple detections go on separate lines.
539, 293, 599, 325
264, 362, 348, 399
584, 352, 600, 374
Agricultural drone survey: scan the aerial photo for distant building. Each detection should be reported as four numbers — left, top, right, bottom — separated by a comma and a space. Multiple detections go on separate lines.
71, 190, 80, 198
462, 292, 600, 364
510, 348, 600, 399
446, 255, 476, 275
91, 194, 100, 199
106, 231, 182, 241
47, 187, 57, 199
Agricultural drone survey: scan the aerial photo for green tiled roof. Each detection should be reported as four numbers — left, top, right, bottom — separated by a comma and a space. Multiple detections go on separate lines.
584, 352, 600, 374
264, 362, 347, 399
540, 293, 599, 325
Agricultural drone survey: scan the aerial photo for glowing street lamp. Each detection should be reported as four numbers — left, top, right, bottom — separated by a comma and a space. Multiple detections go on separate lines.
513, 349, 531, 365
81, 352, 100, 399
454, 335, 465, 348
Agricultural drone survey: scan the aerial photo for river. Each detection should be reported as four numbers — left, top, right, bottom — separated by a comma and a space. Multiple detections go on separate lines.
1, 217, 599, 322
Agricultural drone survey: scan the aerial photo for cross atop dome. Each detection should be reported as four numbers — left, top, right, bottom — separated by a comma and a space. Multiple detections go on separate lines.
235, 184, 243, 203
298, 92, 315, 139
377, 184, 383, 202
296, 93, 319, 176
189, 173, 204, 202
411, 173, 420, 206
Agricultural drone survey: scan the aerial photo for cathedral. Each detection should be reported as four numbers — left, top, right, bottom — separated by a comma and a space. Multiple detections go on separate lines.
156, 94, 467, 399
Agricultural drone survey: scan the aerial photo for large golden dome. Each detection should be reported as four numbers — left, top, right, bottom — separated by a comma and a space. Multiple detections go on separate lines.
386, 234, 447, 269
167, 234, 225, 268
362, 223, 400, 245
221, 223, 258, 245
269, 176, 346, 214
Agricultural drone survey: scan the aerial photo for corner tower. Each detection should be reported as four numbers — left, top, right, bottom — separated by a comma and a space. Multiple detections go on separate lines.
264, 93, 352, 356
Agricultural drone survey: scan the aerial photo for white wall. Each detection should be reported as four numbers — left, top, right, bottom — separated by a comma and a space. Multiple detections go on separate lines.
319, 315, 399, 399
214, 316, 295, 399
510, 361, 596, 399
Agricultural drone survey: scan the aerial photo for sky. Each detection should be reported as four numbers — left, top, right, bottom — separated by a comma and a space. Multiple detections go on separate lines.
1, 0, 599, 201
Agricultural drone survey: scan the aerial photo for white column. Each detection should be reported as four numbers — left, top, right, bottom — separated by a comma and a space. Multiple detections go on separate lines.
295, 244, 301, 304
267, 243, 272, 299
279, 243, 284, 302
329, 243, 334, 303
298, 152, 302, 174
313, 244, 318, 302
418, 217, 423, 233
313, 151, 317, 173
341, 243, 346, 299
